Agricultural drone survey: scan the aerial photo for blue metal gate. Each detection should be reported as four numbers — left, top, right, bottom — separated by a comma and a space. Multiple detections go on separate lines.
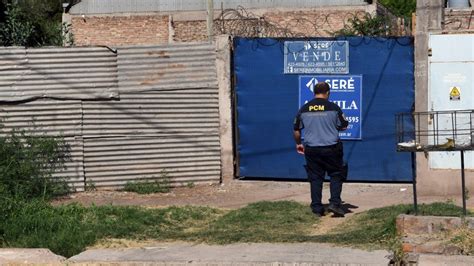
234, 37, 414, 182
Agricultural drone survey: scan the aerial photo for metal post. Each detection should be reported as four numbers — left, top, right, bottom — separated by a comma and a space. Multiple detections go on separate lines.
411, 152, 418, 215
207, 0, 214, 42
461, 150, 467, 216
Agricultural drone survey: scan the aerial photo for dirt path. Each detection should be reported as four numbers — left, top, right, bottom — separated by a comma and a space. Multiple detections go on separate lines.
55, 180, 472, 210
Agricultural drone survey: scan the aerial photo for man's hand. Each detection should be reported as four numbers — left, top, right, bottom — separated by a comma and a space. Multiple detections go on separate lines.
296, 144, 305, 155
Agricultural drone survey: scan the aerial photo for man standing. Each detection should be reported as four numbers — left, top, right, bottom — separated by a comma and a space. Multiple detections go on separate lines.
293, 81, 348, 217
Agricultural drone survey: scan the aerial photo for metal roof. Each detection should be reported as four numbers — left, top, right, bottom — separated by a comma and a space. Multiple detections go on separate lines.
69, 0, 368, 14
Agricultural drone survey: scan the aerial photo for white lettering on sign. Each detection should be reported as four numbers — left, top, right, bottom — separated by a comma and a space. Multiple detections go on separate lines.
324, 78, 355, 91
312, 42, 329, 49
332, 100, 359, 110
291, 51, 334, 62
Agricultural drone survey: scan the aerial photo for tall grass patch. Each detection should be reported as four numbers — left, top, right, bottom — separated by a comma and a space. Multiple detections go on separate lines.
198, 201, 317, 243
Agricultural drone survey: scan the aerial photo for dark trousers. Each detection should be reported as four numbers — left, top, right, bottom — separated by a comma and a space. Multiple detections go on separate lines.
304, 142, 345, 214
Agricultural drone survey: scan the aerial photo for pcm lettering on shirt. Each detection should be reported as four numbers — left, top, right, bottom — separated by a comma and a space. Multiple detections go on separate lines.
294, 98, 348, 147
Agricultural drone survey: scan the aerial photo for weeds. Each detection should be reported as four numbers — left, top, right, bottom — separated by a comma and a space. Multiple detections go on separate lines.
1, 189, 472, 259
84, 180, 97, 192
196, 201, 316, 243
386, 235, 408, 266
123, 170, 171, 194
447, 222, 474, 255
0, 128, 70, 200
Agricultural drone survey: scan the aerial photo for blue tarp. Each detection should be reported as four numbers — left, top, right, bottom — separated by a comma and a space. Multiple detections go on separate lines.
234, 37, 414, 182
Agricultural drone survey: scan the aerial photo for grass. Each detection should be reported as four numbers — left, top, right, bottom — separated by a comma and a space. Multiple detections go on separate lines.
123, 177, 171, 194
448, 224, 474, 255
0, 200, 471, 258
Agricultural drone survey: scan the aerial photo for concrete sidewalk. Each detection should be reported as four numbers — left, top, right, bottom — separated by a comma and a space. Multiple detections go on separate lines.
68, 242, 390, 265
3, 243, 474, 265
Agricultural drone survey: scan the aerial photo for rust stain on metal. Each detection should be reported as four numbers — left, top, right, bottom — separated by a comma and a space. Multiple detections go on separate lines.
140, 72, 165, 85
168, 63, 185, 69
147, 51, 170, 58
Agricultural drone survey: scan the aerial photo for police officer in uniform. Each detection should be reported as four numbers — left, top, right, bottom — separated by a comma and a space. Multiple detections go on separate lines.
293, 81, 348, 217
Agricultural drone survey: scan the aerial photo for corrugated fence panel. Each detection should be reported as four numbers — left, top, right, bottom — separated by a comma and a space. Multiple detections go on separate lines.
0, 100, 82, 136
117, 43, 218, 91
54, 137, 85, 192
0, 47, 118, 102
82, 90, 219, 136
83, 136, 221, 188
82, 43, 221, 188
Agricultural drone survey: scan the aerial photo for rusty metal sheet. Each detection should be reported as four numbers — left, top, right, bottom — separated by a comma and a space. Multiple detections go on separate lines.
117, 43, 218, 92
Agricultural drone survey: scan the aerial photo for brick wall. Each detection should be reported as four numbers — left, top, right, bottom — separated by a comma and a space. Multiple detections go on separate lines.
69, 7, 376, 45
264, 10, 365, 37
173, 20, 207, 42
444, 10, 474, 31
72, 15, 169, 46
170, 9, 366, 43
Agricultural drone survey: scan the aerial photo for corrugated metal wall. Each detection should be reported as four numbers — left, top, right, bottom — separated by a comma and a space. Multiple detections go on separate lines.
0, 47, 118, 102
0, 43, 221, 190
70, 0, 368, 14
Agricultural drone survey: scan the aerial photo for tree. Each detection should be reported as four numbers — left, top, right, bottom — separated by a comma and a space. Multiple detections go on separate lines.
379, 0, 416, 18
0, 3, 34, 46
0, 0, 66, 46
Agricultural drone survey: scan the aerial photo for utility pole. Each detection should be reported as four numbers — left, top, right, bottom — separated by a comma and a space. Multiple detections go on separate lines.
207, 0, 214, 42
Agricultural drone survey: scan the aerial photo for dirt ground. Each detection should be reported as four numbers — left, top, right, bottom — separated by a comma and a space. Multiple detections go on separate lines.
55, 180, 474, 212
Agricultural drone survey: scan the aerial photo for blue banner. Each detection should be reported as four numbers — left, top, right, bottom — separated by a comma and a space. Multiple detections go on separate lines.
284, 41, 349, 74
299, 75, 362, 140
234, 37, 414, 182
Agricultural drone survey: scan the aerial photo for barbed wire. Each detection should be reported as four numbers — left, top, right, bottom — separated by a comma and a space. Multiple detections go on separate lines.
444, 10, 474, 30
213, 6, 411, 39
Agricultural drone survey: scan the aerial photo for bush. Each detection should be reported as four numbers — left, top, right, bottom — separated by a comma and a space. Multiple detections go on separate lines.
0, 128, 71, 200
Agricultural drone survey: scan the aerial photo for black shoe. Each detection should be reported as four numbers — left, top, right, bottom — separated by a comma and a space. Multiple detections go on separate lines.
328, 204, 345, 217
312, 210, 325, 218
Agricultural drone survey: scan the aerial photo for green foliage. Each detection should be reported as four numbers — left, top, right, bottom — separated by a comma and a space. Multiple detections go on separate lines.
123, 171, 171, 194
197, 201, 316, 243
0, 3, 34, 46
314, 202, 472, 249
84, 180, 97, 192
332, 13, 392, 37
379, 0, 416, 18
0, 199, 472, 258
448, 223, 474, 255
0, 201, 222, 257
0, 0, 68, 46
0, 128, 71, 200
